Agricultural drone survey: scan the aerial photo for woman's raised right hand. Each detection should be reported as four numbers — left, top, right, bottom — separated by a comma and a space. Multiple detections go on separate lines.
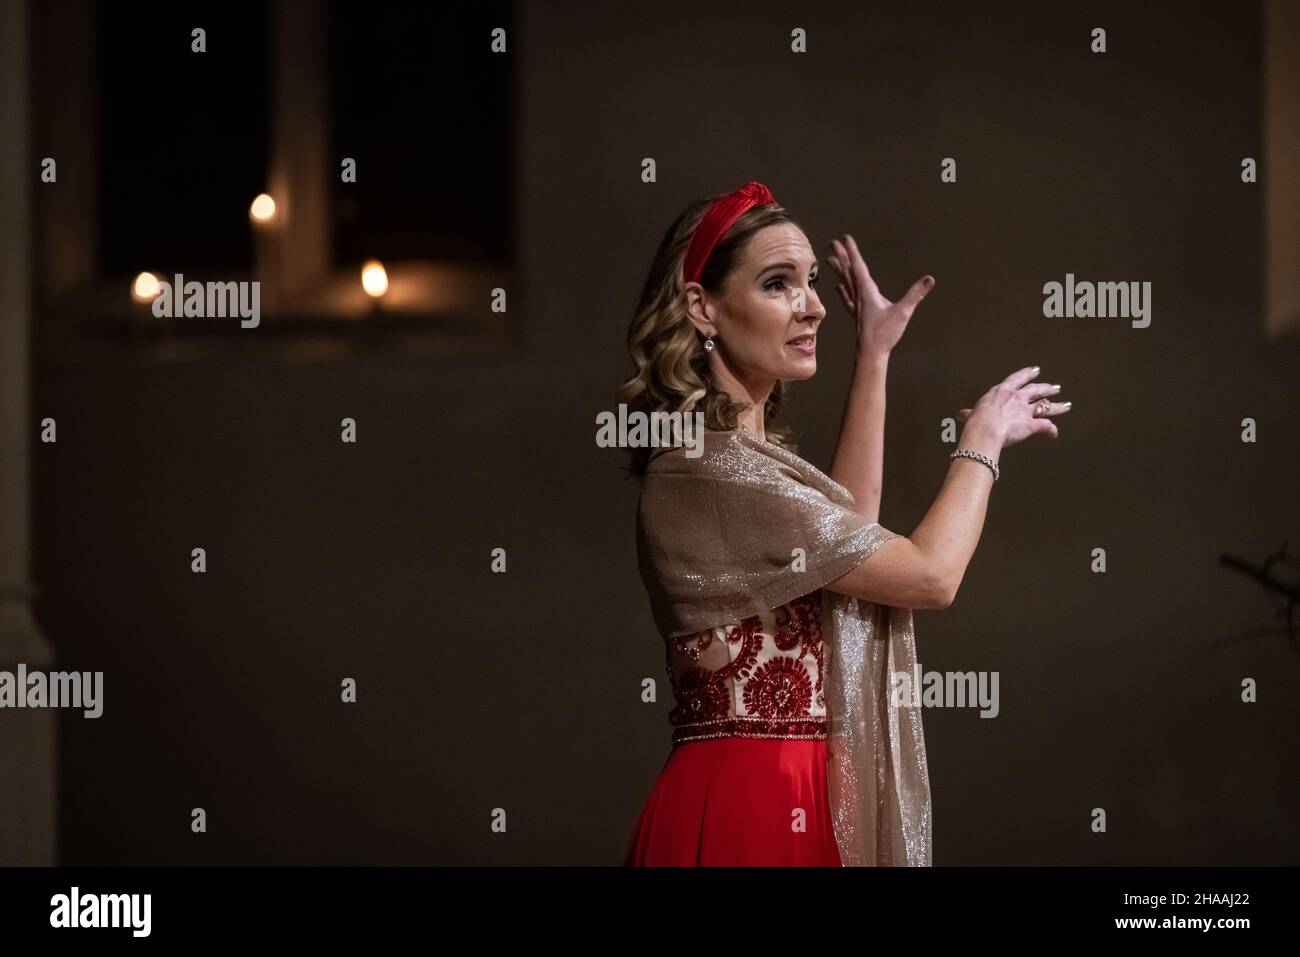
956, 366, 1070, 449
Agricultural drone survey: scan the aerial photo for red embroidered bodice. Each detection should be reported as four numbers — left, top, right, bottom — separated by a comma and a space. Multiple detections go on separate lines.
664, 589, 828, 747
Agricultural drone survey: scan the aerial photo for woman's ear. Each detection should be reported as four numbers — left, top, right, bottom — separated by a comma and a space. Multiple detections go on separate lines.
682, 282, 717, 339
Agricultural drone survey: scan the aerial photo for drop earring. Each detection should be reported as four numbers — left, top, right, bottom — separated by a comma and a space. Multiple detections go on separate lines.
703, 336, 715, 352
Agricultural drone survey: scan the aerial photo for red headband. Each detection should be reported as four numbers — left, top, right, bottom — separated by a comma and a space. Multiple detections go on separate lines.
681, 180, 777, 285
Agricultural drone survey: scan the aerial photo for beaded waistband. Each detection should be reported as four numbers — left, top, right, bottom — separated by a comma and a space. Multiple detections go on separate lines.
671, 715, 827, 747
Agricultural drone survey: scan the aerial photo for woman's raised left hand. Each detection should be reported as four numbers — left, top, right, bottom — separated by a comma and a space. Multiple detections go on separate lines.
827, 234, 934, 357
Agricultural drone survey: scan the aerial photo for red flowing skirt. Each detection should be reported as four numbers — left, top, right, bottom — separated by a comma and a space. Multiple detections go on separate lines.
622, 736, 843, 866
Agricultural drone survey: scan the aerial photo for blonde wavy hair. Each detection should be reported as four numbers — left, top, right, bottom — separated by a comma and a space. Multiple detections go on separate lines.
616, 192, 804, 478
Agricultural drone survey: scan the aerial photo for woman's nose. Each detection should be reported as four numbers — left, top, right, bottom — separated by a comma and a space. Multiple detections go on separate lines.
806, 286, 827, 319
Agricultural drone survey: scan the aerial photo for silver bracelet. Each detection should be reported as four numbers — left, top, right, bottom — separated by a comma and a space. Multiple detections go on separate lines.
950, 447, 999, 481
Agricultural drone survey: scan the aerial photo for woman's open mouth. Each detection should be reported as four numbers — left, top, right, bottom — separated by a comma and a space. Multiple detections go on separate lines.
785, 334, 816, 355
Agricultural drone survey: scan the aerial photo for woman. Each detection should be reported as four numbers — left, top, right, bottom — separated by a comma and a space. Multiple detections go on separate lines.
618, 181, 1069, 867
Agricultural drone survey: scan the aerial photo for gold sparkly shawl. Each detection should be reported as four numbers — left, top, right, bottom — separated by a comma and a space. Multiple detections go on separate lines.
636, 427, 932, 866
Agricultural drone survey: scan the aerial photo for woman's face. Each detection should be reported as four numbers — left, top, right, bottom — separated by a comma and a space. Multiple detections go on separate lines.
693, 222, 827, 386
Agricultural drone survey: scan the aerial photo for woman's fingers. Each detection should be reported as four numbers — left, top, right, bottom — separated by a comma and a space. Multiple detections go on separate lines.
899, 274, 935, 314
1030, 400, 1071, 418
828, 234, 930, 319
1003, 365, 1043, 390
958, 381, 1069, 445
837, 281, 854, 312
828, 237, 845, 267
1022, 381, 1060, 403
843, 235, 878, 298
828, 242, 851, 294
844, 235, 870, 279
1028, 397, 1068, 441
829, 239, 852, 283
829, 239, 861, 313
827, 240, 840, 272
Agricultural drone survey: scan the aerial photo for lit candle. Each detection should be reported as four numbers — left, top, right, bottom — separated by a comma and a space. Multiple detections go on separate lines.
361, 260, 388, 299
250, 193, 280, 314
249, 193, 276, 224
131, 271, 161, 303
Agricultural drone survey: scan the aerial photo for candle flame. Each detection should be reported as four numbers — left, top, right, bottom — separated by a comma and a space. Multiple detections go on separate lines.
361, 260, 389, 298
132, 271, 161, 302
249, 193, 277, 223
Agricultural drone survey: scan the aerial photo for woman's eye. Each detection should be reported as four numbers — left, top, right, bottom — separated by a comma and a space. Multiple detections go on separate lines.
765, 274, 816, 291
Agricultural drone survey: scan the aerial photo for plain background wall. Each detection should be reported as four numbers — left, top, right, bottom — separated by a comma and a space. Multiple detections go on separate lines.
32, 0, 1299, 864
